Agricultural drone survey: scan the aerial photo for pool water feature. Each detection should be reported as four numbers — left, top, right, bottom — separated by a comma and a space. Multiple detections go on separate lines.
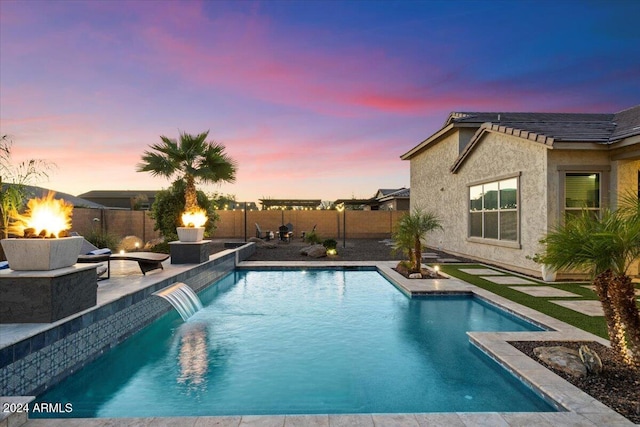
153, 281, 203, 321
34, 269, 554, 418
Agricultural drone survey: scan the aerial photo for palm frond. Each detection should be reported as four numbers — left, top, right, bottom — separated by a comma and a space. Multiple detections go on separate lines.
138, 131, 237, 189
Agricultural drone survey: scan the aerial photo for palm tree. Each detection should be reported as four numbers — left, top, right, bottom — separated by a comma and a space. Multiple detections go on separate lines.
538, 194, 640, 365
137, 131, 237, 213
394, 208, 443, 273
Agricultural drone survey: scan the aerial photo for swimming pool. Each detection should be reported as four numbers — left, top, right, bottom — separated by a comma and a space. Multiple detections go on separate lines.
34, 269, 554, 417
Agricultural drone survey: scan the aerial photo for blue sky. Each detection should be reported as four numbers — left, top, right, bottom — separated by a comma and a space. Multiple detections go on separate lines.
1, 0, 638, 202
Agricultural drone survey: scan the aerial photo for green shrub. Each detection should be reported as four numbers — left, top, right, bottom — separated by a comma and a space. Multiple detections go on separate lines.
304, 230, 322, 244
150, 179, 219, 241
322, 239, 337, 250
85, 229, 119, 251
148, 240, 170, 254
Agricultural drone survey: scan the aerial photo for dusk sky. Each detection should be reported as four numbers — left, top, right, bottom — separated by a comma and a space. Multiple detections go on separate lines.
1, 0, 639, 204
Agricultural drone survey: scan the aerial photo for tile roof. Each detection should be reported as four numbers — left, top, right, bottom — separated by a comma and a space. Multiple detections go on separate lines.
381, 188, 410, 199
445, 106, 639, 143
3, 185, 106, 208
611, 105, 640, 141
402, 105, 640, 164
78, 190, 159, 199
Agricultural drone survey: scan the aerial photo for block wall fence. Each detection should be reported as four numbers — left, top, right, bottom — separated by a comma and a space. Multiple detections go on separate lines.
71, 208, 406, 242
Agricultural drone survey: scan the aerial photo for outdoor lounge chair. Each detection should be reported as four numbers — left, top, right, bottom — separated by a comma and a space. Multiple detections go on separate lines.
109, 252, 169, 275
74, 233, 112, 279
255, 223, 272, 240
75, 233, 169, 277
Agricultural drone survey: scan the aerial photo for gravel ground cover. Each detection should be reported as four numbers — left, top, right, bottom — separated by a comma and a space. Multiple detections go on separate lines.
511, 341, 639, 424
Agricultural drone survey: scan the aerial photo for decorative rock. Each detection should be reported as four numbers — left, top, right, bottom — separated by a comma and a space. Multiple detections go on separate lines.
579, 345, 603, 375
299, 245, 313, 255
144, 238, 165, 250
248, 237, 277, 248
409, 273, 422, 279
307, 244, 327, 258
119, 235, 144, 251
300, 244, 326, 258
534, 346, 587, 378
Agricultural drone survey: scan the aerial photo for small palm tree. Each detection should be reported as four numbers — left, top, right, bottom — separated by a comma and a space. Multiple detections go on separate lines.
538, 193, 640, 365
137, 131, 237, 213
394, 208, 443, 273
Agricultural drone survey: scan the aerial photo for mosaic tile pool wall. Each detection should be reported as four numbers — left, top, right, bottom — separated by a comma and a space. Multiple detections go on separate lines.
0, 244, 255, 397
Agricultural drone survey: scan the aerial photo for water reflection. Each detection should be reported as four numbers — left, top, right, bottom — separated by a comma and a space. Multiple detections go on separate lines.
177, 322, 209, 391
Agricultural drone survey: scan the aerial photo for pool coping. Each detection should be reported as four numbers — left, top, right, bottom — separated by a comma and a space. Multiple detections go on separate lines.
6, 259, 636, 427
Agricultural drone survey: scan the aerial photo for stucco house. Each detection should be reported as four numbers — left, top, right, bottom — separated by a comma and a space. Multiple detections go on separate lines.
401, 105, 640, 279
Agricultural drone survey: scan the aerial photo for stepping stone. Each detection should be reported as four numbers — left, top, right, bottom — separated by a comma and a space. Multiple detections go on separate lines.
482, 276, 536, 285
459, 268, 504, 275
583, 285, 640, 298
438, 258, 461, 263
551, 300, 604, 317
421, 253, 438, 259
509, 286, 581, 297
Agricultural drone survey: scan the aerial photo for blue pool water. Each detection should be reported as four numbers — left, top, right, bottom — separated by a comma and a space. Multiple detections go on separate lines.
34, 269, 553, 417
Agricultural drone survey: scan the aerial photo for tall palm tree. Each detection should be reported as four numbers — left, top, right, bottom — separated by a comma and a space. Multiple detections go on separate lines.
538, 194, 640, 365
394, 208, 443, 273
137, 131, 237, 213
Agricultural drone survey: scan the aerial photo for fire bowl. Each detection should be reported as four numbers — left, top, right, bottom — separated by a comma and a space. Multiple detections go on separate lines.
1, 235, 83, 271
177, 227, 205, 243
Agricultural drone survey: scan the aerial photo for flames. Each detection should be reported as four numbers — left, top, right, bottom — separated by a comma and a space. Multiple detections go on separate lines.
181, 208, 207, 228
9, 192, 73, 238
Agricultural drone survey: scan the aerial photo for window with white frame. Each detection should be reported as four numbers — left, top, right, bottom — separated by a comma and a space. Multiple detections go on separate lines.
469, 177, 518, 241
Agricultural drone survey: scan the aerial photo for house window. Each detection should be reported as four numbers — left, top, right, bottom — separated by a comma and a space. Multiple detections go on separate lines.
469, 177, 518, 241
565, 173, 600, 219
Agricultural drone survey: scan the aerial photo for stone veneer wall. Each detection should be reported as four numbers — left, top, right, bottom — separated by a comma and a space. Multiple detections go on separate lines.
0, 243, 256, 397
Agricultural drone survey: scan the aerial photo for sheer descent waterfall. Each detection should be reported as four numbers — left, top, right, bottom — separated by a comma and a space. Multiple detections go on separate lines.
153, 282, 203, 321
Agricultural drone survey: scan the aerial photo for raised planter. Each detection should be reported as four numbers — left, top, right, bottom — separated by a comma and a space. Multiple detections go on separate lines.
177, 227, 205, 243
0, 235, 83, 271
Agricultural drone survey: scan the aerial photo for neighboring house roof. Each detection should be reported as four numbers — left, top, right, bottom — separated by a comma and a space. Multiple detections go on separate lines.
376, 188, 404, 197
2, 184, 105, 208
401, 105, 640, 173
77, 190, 159, 199
259, 199, 322, 209
377, 188, 410, 202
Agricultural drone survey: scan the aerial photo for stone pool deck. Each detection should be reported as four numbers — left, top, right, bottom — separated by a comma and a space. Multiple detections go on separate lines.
3, 257, 636, 427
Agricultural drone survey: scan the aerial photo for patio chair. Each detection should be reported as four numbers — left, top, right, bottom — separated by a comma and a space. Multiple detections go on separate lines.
255, 223, 272, 241
278, 225, 293, 243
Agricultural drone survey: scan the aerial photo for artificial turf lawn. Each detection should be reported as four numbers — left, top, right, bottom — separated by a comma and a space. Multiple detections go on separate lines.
437, 264, 640, 339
